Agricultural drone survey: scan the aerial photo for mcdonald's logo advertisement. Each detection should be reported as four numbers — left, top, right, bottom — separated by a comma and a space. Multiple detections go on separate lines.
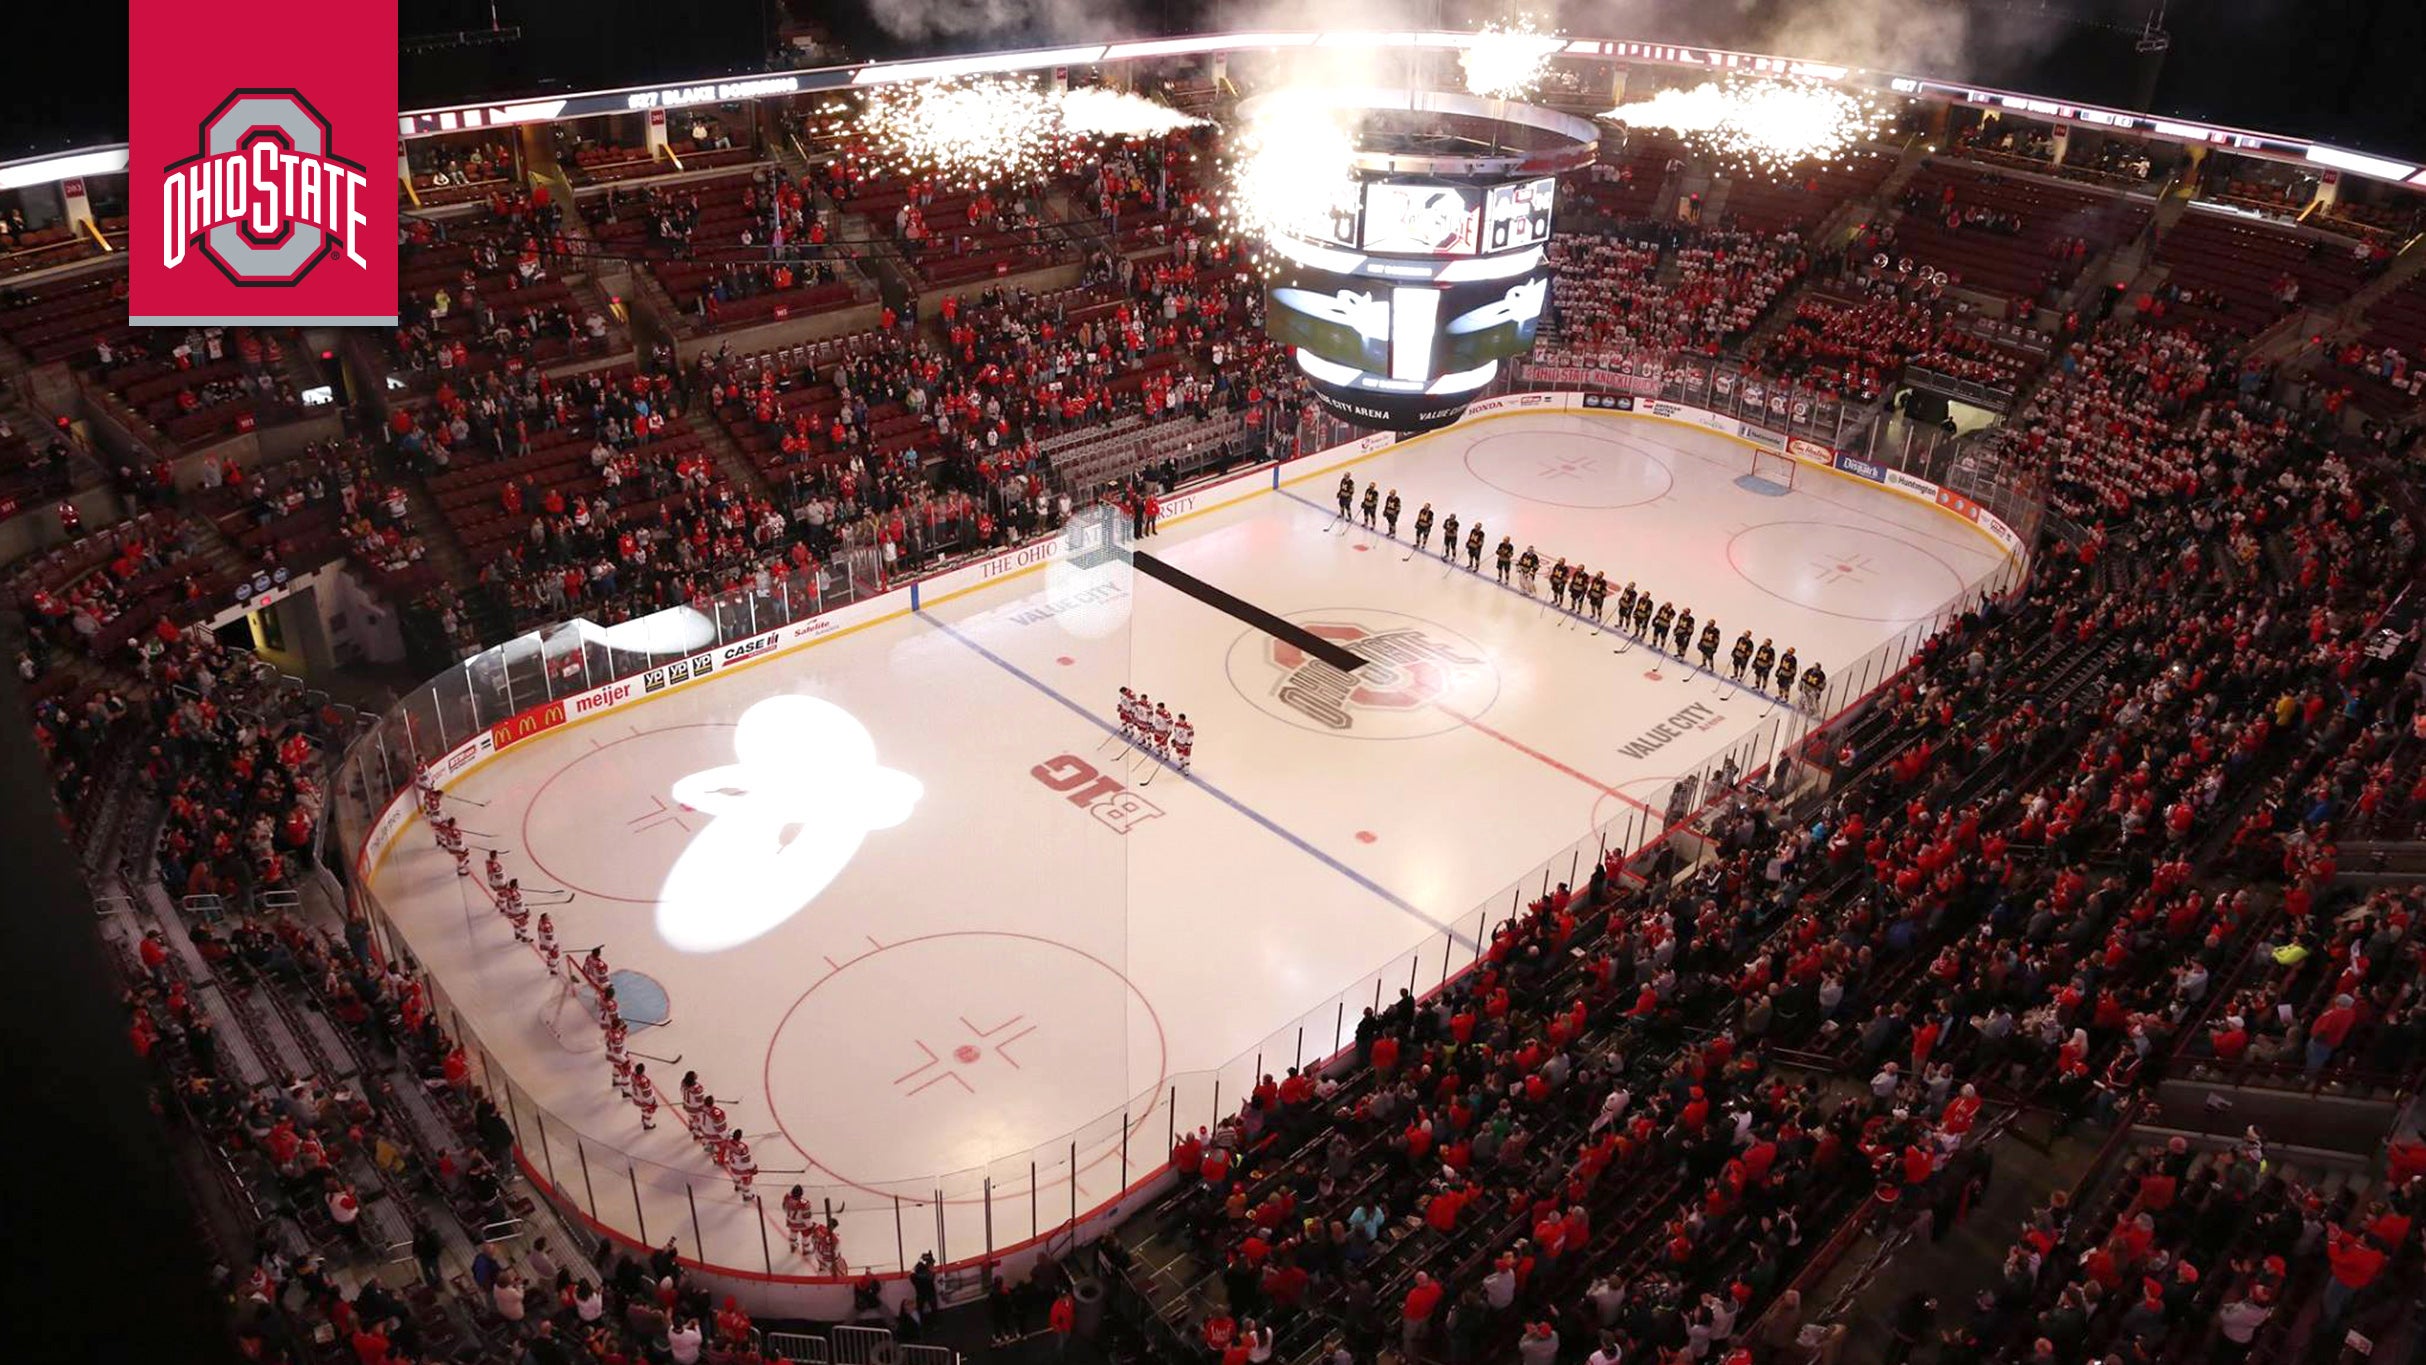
491, 700, 570, 753
129, 0, 398, 325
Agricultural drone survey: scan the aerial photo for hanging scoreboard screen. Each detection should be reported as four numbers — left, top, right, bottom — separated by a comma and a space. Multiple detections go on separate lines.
1267, 173, 1560, 433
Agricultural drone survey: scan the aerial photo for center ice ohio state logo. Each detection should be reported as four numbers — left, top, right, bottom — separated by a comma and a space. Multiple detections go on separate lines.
158, 90, 373, 285
1230, 611, 1500, 739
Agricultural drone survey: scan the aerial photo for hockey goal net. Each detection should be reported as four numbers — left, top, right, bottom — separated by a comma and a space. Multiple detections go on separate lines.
1747, 448, 1797, 491
540, 963, 606, 1053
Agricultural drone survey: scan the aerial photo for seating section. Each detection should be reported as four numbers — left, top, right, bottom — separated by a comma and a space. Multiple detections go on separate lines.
1717, 150, 1897, 235
0, 214, 124, 278
2320, 273, 2426, 415
1764, 287, 2047, 403
2152, 208, 2381, 331
0, 266, 134, 365
10, 511, 234, 663
392, 195, 603, 388
0, 405, 75, 517
1541, 227, 1809, 361
1889, 160, 2151, 302
588, 170, 860, 334
89, 328, 307, 448
1564, 134, 1686, 222
405, 138, 519, 208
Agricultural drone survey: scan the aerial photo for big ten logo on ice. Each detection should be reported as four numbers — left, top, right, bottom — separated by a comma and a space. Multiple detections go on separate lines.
1230, 610, 1500, 740
130, 0, 397, 325
1030, 755, 1164, 834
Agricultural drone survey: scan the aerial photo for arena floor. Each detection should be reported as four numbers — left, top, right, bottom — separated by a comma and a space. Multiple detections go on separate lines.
368, 409, 2014, 1281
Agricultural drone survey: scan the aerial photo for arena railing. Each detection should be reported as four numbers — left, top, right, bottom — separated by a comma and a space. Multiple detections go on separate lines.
326, 379, 2047, 1288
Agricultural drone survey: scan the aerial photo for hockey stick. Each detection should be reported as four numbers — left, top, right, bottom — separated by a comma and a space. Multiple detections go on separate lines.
1137, 758, 1160, 787
447, 794, 491, 808
633, 1049, 683, 1065
1402, 543, 1418, 562
756, 1167, 809, 1175
452, 826, 497, 839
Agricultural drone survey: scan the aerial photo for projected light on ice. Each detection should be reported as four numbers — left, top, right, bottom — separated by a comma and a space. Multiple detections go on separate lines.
574, 607, 718, 655
657, 695, 921, 953
1038, 555, 1135, 641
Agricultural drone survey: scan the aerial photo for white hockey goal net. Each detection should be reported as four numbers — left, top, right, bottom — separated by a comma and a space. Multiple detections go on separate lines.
1748, 448, 1797, 491
539, 963, 605, 1053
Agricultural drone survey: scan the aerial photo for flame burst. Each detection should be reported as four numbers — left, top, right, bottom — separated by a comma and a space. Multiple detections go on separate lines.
1220, 99, 1361, 250
1461, 19, 1565, 101
1603, 79, 1892, 174
851, 78, 1203, 188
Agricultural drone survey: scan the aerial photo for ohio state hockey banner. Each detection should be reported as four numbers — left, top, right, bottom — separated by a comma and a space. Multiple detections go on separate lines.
129, 0, 398, 325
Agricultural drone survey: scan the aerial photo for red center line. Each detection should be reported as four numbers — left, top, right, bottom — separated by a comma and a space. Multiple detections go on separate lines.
1431, 704, 1660, 816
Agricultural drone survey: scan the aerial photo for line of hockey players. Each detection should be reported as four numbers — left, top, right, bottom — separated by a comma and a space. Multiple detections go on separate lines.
1336, 473, 1831, 711
417, 757, 844, 1258
1116, 687, 1195, 773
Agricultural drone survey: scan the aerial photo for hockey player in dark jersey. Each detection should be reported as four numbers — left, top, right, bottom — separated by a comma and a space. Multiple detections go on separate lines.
1650, 601, 1676, 651
1750, 640, 1776, 691
1630, 590, 1654, 636
1360, 482, 1379, 528
1730, 631, 1754, 680
1800, 661, 1827, 712
1774, 647, 1798, 700
1335, 472, 1354, 521
1617, 581, 1639, 631
1440, 512, 1460, 561
1672, 606, 1695, 659
1586, 572, 1609, 622
1463, 523, 1485, 571
1697, 621, 1722, 670
1494, 536, 1515, 584
1413, 502, 1435, 550
1515, 546, 1540, 594
1383, 490, 1402, 537
1547, 558, 1569, 604
1568, 565, 1590, 613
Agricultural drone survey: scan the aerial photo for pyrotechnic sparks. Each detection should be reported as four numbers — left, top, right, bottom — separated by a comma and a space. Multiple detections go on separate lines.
855, 78, 1062, 186
1602, 79, 1891, 174
1056, 86, 1208, 139
1221, 100, 1361, 250
1461, 19, 1564, 101
851, 78, 1202, 187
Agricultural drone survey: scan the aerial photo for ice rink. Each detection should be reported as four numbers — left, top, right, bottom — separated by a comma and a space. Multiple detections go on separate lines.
369, 408, 2015, 1281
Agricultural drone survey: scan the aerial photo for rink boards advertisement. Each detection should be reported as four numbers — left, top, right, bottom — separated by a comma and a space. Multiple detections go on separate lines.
363, 393, 2022, 875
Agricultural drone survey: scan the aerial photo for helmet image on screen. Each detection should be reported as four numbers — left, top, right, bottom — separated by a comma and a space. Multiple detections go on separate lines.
1406, 188, 1471, 252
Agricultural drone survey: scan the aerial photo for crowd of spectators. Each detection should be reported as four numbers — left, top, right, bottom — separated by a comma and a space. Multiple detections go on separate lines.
1762, 286, 2039, 404
1988, 323, 2279, 525
1540, 228, 1809, 363
1128, 309, 2421, 1365
15, 107, 2426, 1365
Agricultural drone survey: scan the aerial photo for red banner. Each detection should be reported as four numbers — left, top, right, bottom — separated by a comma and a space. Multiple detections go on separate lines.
129, 0, 398, 326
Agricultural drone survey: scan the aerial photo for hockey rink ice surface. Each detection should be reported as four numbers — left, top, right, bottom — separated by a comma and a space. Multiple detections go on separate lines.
372, 410, 2014, 1276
